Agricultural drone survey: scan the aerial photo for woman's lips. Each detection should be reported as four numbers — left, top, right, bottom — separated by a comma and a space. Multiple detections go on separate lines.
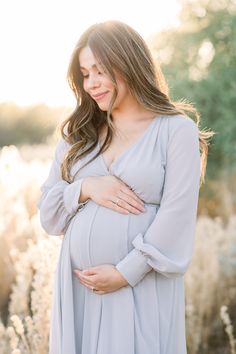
92, 92, 108, 101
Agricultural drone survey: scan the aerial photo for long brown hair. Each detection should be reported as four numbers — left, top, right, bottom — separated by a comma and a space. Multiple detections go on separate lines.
60, 20, 214, 185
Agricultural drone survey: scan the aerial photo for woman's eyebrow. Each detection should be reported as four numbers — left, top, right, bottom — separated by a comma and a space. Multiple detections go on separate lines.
80, 64, 97, 70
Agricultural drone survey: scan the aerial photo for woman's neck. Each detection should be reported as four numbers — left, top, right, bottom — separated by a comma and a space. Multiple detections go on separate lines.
111, 106, 156, 127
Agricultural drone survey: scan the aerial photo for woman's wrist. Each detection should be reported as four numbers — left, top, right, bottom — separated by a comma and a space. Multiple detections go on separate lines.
79, 177, 92, 203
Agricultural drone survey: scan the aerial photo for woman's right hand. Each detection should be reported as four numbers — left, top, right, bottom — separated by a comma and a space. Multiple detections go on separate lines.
80, 176, 146, 215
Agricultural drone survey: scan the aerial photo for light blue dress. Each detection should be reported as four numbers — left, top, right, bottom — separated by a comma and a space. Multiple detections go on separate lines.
37, 114, 201, 354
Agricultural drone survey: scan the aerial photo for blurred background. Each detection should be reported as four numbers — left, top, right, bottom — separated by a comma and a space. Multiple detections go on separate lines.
0, 0, 235, 353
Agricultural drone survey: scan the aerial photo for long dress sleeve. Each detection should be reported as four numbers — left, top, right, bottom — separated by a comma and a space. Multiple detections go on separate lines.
37, 138, 86, 236
115, 118, 201, 287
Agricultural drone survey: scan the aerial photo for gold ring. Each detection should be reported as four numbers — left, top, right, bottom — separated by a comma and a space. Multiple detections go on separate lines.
115, 198, 120, 206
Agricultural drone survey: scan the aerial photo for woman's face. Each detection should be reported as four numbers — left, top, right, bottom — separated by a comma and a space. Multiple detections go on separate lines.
78, 46, 130, 112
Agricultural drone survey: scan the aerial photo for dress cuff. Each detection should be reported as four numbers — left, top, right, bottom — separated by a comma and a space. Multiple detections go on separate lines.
115, 236, 152, 287
63, 178, 88, 214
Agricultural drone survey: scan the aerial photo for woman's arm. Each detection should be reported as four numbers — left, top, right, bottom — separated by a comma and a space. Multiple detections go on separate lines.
37, 138, 87, 236
37, 138, 145, 236
115, 118, 201, 287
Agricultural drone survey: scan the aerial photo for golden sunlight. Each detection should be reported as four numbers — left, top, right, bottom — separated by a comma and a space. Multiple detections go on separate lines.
0, 0, 180, 106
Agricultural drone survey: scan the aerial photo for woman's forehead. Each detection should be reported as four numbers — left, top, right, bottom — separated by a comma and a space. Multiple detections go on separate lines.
79, 47, 96, 68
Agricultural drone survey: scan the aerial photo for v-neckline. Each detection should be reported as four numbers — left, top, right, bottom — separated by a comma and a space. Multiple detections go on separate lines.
97, 115, 159, 173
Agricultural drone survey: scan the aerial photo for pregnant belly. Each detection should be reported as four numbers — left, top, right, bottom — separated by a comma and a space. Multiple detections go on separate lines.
69, 200, 158, 269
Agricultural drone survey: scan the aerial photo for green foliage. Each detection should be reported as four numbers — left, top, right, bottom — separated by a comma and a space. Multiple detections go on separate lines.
1, 0, 235, 181
0, 103, 66, 147
150, 0, 236, 179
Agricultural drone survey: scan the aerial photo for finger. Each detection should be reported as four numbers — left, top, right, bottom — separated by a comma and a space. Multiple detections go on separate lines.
81, 279, 96, 289
77, 274, 96, 286
78, 276, 97, 289
73, 270, 94, 283
119, 190, 146, 212
80, 280, 104, 294
120, 188, 145, 206
93, 290, 105, 295
112, 176, 145, 207
73, 269, 81, 278
121, 186, 145, 205
82, 268, 97, 275
79, 272, 100, 286
74, 268, 97, 277
108, 198, 144, 215
106, 200, 130, 215
116, 199, 145, 215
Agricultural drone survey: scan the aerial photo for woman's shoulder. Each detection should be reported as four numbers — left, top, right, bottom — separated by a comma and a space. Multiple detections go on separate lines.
161, 114, 198, 140
157, 114, 199, 149
164, 114, 198, 129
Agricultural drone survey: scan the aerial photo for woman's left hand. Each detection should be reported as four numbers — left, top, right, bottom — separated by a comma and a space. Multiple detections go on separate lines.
73, 264, 129, 294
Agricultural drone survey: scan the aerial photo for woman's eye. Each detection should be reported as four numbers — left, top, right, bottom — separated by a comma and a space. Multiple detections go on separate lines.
83, 74, 89, 79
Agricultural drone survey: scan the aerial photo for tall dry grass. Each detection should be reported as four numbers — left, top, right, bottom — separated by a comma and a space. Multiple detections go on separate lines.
0, 144, 235, 354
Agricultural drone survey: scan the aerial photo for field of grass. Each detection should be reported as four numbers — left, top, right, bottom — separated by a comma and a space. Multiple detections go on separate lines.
0, 144, 235, 354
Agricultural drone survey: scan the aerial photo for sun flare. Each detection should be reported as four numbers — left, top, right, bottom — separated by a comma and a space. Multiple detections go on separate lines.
0, 0, 180, 106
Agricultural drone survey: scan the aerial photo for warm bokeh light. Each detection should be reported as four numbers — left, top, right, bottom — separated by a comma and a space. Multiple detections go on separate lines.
0, 0, 180, 107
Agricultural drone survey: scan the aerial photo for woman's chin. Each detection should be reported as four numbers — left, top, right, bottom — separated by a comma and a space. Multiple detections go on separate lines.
96, 102, 110, 112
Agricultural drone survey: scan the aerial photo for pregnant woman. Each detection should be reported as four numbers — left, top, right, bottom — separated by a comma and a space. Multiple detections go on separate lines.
37, 20, 213, 354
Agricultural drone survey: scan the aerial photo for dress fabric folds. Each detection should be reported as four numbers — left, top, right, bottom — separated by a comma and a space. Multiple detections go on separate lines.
37, 114, 201, 354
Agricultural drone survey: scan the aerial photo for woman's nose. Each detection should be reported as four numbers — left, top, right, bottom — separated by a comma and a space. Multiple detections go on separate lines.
87, 74, 100, 89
